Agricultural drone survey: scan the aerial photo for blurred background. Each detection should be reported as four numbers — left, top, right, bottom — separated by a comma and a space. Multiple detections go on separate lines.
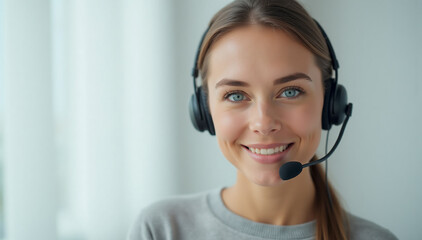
0, 0, 421, 239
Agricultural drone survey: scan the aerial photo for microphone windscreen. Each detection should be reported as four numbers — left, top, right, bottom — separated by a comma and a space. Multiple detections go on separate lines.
279, 161, 303, 180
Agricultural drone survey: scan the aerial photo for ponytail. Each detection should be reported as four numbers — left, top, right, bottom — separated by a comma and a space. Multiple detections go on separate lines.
310, 158, 350, 240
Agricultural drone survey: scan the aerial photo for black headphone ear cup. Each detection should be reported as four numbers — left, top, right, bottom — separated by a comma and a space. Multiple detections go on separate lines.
322, 79, 348, 130
331, 84, 348, 125
322, 78, 334, 130
189, 86, 215, 135
189, 87, 207, 132
199, 87, 215, 135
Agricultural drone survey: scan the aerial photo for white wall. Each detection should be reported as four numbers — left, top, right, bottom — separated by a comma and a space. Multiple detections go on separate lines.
301, 1, 422, 239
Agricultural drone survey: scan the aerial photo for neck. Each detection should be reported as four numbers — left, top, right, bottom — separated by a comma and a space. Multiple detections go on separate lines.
222, 168, 316, 226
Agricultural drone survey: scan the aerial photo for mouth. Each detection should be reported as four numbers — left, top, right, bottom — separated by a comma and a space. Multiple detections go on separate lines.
242, 143, 293, 156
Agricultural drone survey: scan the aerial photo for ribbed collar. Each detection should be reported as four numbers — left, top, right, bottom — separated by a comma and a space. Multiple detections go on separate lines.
207, 188, 316, 240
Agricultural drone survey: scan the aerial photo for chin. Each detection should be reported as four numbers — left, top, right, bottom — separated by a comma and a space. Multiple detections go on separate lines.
247, 170, 284, 187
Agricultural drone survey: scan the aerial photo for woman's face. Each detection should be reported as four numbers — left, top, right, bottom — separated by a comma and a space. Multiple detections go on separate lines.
207, 25, 325, 186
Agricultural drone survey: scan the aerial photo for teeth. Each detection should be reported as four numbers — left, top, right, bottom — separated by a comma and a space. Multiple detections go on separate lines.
248, 145, 289, 155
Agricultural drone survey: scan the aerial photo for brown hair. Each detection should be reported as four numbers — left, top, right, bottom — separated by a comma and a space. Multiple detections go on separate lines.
197, 0, 349, 239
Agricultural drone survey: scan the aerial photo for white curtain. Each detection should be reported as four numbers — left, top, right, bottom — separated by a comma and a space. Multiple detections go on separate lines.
2, 0, 57, 239
2, 0, 179, 239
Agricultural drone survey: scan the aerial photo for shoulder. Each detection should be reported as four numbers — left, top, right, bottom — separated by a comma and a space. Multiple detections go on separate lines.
127, 189, 217, 240
141, 189, 212, 219
347, 213, 398, 240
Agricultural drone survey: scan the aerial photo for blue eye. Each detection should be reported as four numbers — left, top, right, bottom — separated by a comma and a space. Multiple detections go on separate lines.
280, 88, 302, 98
226, 92, 246, 102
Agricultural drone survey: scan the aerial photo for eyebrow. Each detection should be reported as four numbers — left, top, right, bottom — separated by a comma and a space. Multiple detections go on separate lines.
215, 72, 312, 89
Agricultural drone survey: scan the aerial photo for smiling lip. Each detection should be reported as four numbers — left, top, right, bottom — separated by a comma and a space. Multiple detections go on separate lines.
242, 143, 293, 164
246, 143, 290, 149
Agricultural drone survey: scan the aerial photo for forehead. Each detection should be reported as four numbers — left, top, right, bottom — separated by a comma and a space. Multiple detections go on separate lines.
207, 25, 320, 84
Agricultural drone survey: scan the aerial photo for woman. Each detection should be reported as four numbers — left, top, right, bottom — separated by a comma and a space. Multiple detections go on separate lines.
128, 0, 397, 239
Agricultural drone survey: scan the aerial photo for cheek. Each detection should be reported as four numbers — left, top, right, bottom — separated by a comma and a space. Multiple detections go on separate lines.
210, 104, 248, 167
208, 90, 247, 142
213, 109, 246, 141
286, 97, 323, 138
284, 97, 323, 162
298, 106, 320, 132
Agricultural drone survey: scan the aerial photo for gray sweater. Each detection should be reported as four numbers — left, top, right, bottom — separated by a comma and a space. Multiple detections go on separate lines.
127, 188, 397, 240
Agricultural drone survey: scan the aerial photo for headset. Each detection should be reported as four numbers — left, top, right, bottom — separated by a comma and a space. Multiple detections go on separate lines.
189, 19, 348, 136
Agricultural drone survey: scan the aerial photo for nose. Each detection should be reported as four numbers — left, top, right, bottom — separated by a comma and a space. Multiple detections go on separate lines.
249, 101, 282, 135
